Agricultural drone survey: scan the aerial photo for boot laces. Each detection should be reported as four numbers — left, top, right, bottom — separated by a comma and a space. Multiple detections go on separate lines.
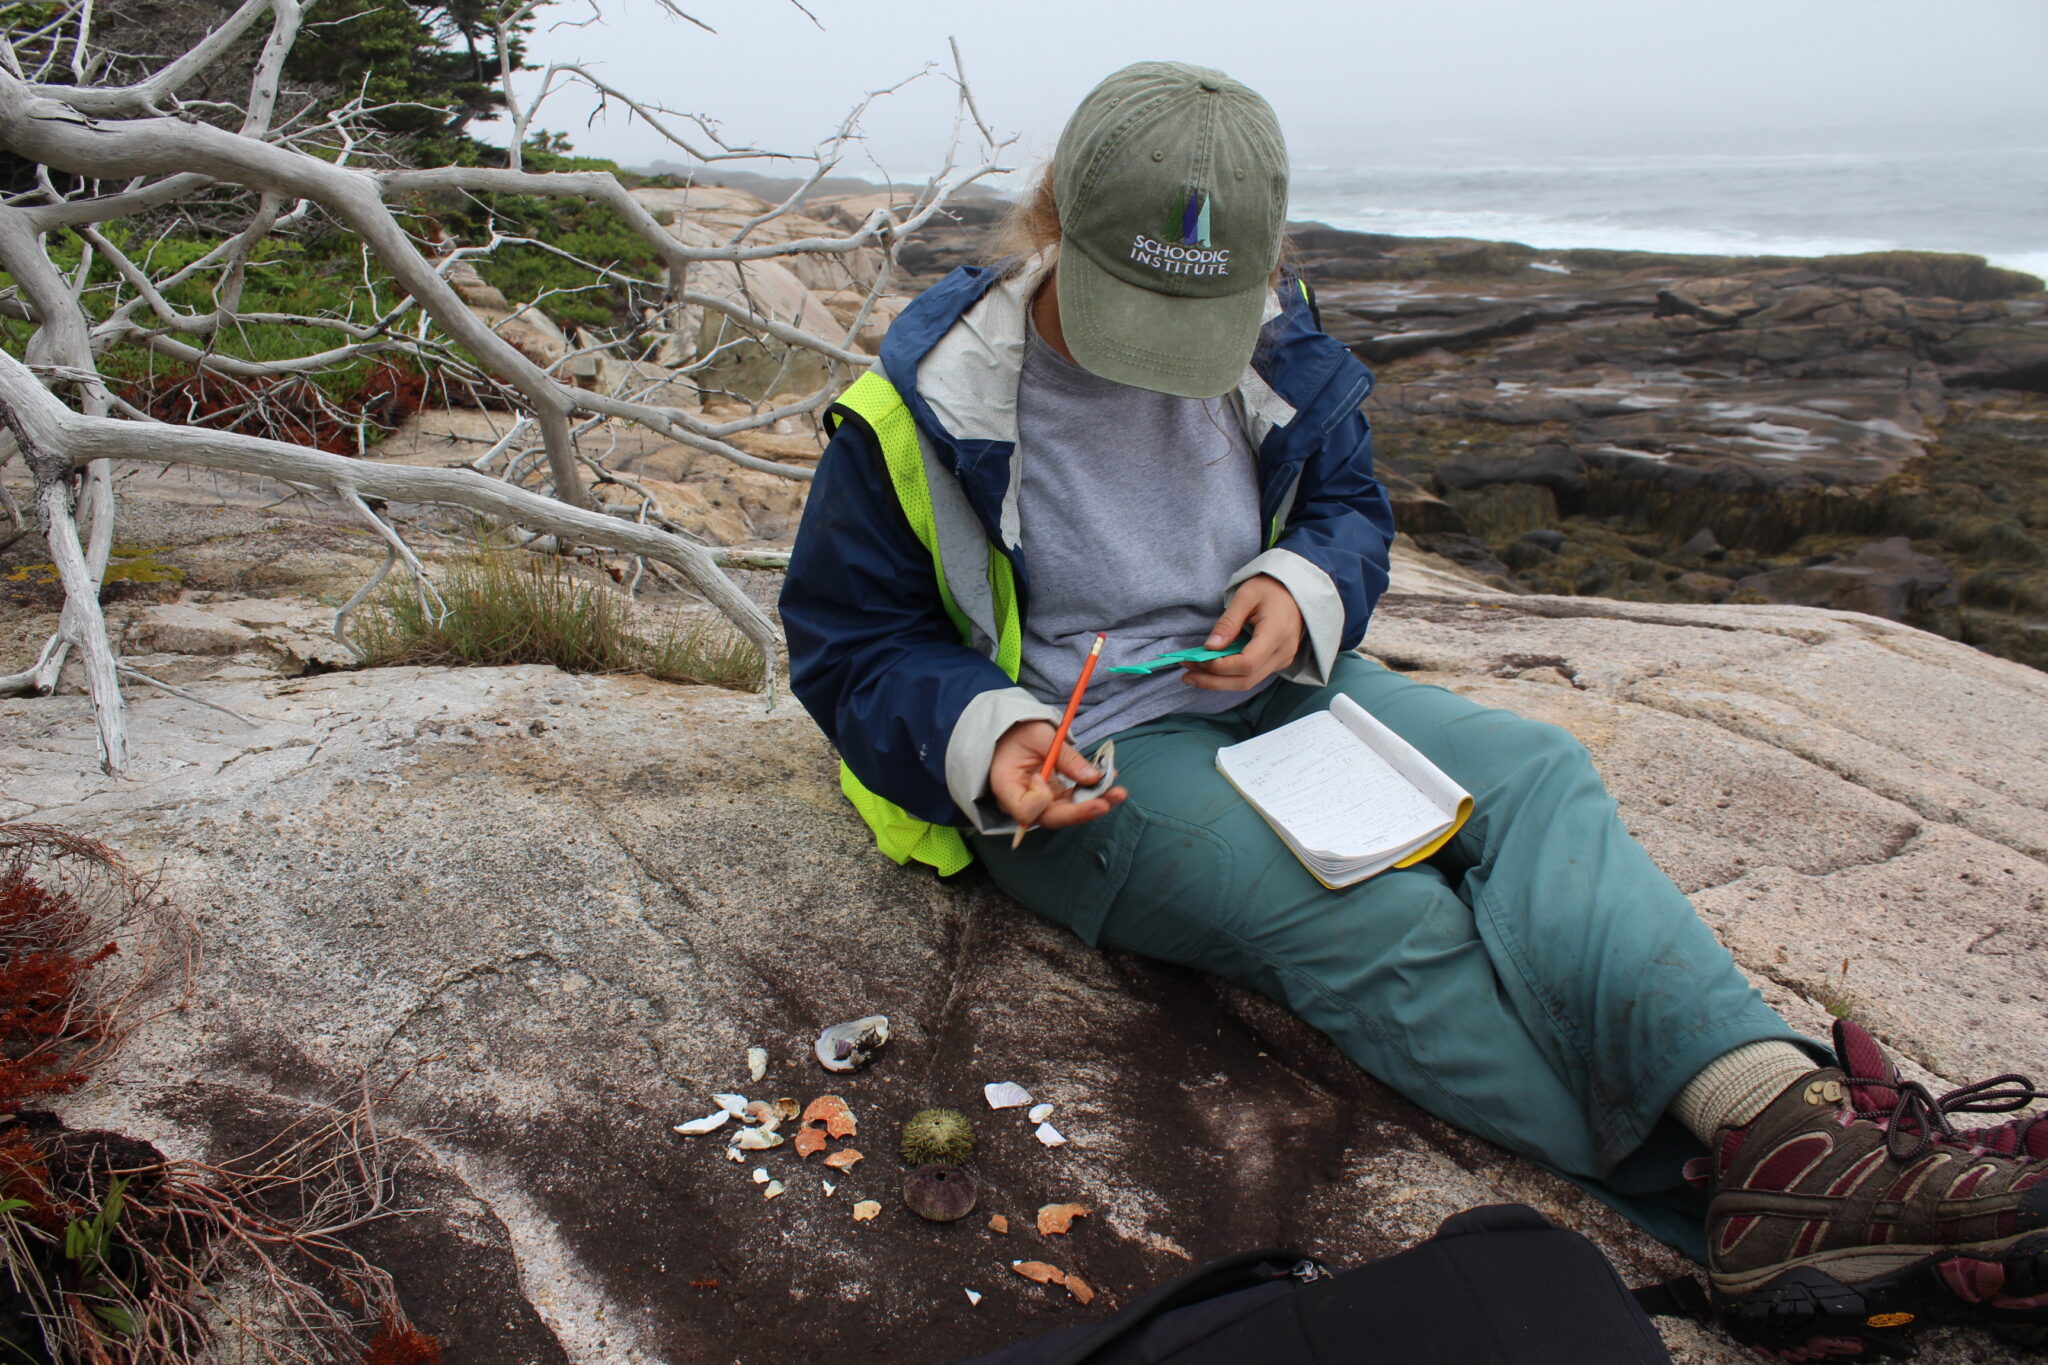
1853, 1070, 2048, 1161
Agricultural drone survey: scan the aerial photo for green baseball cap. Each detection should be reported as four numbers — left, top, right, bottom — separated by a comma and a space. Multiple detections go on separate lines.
1053, 62, 1288, 399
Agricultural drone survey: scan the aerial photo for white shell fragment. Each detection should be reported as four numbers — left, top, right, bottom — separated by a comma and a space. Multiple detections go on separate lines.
984, 1082, 1033, 1110
711, 1093, 750, 1116
763, 1180, 786, 1200
1069, 740, 1118, 801
724, 1146, 743, 1162
816, 1015, 891, 1073
822, 1180, 836, 1197
673, 1111, 730, 1136
965, 1289, 983, 1306
747, 1047, 769, 1082
1034, 1121, 1068, 1147
734, 1128, 784, 1151
751, 1167, 771, 1184
1027, 1103, 1054, 1124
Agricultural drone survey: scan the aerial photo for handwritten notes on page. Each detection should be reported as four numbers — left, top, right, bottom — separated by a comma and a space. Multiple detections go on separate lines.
1214, 694, 1474, 888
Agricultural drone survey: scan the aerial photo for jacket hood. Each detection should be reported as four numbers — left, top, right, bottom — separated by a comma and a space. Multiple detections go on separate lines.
877, 253, 1050, 464
870, 252, 1369, 562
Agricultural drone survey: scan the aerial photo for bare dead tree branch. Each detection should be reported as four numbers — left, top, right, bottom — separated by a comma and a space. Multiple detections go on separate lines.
0, 1, 1013, 774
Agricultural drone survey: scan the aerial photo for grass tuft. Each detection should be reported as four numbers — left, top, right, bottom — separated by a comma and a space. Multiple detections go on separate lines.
351, 547, 764, 691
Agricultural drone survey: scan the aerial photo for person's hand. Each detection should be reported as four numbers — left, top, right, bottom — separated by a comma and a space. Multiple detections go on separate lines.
990, 720, 1126, 831
1183, 574, 1303, 691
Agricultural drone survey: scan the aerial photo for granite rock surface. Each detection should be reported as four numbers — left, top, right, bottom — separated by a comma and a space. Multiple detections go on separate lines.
4, 545, 2045, 1364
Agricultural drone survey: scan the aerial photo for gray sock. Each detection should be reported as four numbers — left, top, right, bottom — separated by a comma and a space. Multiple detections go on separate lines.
1670, 1041, 1817, 1143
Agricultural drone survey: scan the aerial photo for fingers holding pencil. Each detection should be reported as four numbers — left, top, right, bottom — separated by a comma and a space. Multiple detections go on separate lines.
1009, 741, 1118, 828
1012, 633, 1108, 847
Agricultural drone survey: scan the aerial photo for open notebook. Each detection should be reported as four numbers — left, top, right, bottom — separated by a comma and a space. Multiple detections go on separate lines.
1215, 694, 1474, 888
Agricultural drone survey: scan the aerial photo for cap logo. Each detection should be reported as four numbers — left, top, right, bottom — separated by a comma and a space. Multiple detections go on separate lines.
1177, 190, 1212, 248
1128, 188, 1229, 278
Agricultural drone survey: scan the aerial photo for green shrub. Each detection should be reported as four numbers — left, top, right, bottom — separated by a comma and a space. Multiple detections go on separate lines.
458, 145, 674, 329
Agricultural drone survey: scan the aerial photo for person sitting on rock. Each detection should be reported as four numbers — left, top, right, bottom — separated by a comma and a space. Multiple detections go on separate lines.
778, 61, 2048, 1360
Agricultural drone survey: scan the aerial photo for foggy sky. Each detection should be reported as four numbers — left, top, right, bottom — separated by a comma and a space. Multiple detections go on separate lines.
493, 0, 2048, 175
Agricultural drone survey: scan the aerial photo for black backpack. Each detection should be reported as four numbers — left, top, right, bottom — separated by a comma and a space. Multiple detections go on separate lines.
947, 1204, 1703, 1364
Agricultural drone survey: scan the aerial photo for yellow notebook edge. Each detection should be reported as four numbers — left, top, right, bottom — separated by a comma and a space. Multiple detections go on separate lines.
1390, 793, 1474, 869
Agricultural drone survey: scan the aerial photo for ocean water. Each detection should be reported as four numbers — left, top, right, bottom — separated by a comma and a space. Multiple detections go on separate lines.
1286, 134, 2048, 285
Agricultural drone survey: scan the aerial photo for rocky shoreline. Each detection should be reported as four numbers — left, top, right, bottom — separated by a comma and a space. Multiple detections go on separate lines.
1297, 232, 2048, 669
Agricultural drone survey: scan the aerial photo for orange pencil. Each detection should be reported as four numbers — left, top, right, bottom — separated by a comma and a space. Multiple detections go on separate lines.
1013, 632, 1106, 848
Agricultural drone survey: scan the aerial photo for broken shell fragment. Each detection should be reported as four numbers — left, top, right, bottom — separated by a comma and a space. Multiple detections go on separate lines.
733, 1128, 784, 1151
747, 1047, 769, 1082
965, 1289, 983, 1307
723, 1146, 743, 1163
852, 1200, 882, 1222
801, 1094, 857, 1139
743, 1101, 781, 1132
673, 1111, 730, 1136
763, 1180, 785, 1200
988, 1214, 1009, 1235
821, 1147, 864, 1170
793, 1128, 828, 1160
750, 1167, 770, 1184
711, 1093, 750, 1116
815, 1015, 890, 1073
772, 1097, 801, 1123
822, 1180, 836, 1196
903, 1164, 979, 1223
984, 1081, 1033, 1110
1065, 1274, 1096, 1306
1037, 1203, 1090, 1236
1034, 1122, 1067, 1147
1011, 1260, 1066, 1286
1027, 1103, 1054, 1124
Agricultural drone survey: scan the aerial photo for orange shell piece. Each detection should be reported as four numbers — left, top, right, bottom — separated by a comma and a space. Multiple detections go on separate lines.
1036, 1203, 1090, 1236
1064, 1274, 1096, 1306
821, 1146, 864, 1170
988, 1214, 1010, 1234
1010, 1260, 1067, 1286
801, 1094, 856, 1138
793, 1128, 827, 1159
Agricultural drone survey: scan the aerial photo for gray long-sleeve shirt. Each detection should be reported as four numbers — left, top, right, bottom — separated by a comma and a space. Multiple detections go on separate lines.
1014, 323, 1272, 749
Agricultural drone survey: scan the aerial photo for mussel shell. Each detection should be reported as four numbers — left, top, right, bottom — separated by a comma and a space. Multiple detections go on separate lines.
814, 1014, 891, 1072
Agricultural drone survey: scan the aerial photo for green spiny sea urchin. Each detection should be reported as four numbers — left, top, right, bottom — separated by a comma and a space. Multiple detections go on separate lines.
900, 1107, 974, 1165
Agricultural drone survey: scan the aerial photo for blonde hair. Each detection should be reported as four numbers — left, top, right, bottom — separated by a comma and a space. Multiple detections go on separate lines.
983, 163, 1290, 284
985, 165, 1061, 273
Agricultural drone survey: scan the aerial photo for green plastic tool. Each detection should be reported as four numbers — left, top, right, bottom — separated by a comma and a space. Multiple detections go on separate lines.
1107, 639, 1248, 676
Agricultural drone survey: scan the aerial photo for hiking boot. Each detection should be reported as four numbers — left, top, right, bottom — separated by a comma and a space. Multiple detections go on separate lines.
1706, 1019, 2048, 1359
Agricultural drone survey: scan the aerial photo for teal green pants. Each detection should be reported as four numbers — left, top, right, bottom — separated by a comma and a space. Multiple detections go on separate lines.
972, 655, 1820, 1255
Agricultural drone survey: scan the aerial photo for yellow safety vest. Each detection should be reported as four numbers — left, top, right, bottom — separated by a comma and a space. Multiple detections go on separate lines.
825, 370, 1023, 875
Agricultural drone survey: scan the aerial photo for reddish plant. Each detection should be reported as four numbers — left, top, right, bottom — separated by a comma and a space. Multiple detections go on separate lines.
0, 862, 118, 1111
118, 363, 435, 456
0, 1128, 58, 1228
362, 1320, 443, 1365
